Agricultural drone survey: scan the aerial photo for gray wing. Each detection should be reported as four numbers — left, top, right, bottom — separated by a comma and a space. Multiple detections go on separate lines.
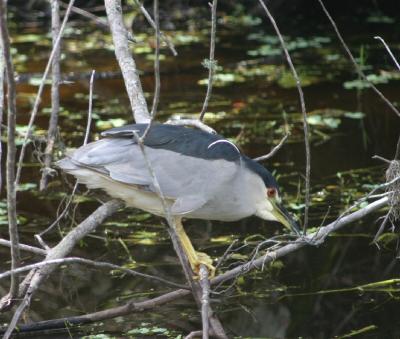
60, 137, 240, 214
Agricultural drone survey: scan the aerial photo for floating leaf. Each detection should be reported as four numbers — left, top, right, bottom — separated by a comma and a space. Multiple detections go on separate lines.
344, 111, 365, 119
96, 118, 127, 130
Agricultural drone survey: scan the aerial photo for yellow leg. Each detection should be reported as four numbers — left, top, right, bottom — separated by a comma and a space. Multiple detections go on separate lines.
174, 218, 215, 278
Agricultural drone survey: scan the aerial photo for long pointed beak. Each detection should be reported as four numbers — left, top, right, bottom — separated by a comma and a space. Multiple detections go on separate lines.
271, 200, 300, 235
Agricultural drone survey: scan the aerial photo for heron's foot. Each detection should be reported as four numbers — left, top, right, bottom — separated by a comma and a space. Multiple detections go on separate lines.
191, 251, 216, 279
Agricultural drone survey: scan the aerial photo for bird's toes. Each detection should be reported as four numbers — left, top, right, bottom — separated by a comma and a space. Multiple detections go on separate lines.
192, 251, 215, 279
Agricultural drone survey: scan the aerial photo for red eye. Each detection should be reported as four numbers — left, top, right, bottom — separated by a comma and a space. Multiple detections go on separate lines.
267, 187, 276, 198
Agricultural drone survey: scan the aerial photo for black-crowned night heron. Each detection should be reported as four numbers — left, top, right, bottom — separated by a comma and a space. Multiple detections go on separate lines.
57, 123, 298, 276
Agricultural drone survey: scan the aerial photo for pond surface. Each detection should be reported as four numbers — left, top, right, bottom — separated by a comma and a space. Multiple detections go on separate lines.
0, 3, 400, 338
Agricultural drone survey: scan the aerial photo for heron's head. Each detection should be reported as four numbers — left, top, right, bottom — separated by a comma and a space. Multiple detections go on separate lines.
247, 159, 299, 235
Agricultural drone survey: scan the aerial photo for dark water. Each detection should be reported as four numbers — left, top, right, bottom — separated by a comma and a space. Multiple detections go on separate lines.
1, 4, 400, 338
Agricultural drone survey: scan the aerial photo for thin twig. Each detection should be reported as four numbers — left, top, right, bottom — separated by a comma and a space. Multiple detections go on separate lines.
373, 206, 393, 244
374, 36, 400, 71
40, 0, 62, 191
199, 0, 218, 121
16, 0, 75, 186
373, 155, 391, 164
84, 70, 96, 145
257, 0, 311, 233
131, 0, 177, 56
0, 257, 187, 290
254, 133, 289, 162
141, 0, 161, 140
0, 24, 4, 193
150, 0, 160, 117
317, 0, 400, 118
0, 239, 47, 256
59, 1, 109, 29
185, 331, 203, 339
215, 239, 238, 270
38, 183, 78, 236
0, 0, 20, 300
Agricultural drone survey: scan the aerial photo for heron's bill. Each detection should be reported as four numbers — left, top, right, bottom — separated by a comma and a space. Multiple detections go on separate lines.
271, 200, 300, 235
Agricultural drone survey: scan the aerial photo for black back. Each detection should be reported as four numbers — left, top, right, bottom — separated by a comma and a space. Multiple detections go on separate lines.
102, 123, 279, 189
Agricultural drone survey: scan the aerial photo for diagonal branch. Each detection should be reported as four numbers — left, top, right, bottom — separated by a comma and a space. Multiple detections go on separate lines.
317, 0, 400, 118
104, 0, 150, 123
254, 133, 289, 162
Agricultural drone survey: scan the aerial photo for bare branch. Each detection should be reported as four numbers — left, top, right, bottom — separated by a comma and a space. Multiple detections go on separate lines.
104, 0, 150, 123
0, 0, 20, 300
150, 0, 160, 118
0, 239, 47, 256
317, 0, 400, 118
16, 0, 75, 186
374, 36, 400, 71
185, 331, 203, 339
254, 133, 289, 162
141, 0, 161, 140
0, 257, 187, 290
2, 289, 190, 334
213, 197, 388, 285
0, 23, 4, 193
59, 1, 109, 29
84, 70, 96, 145
199, 0, 218, 121
257, 0, 311, 232
40, 0, 62, 191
